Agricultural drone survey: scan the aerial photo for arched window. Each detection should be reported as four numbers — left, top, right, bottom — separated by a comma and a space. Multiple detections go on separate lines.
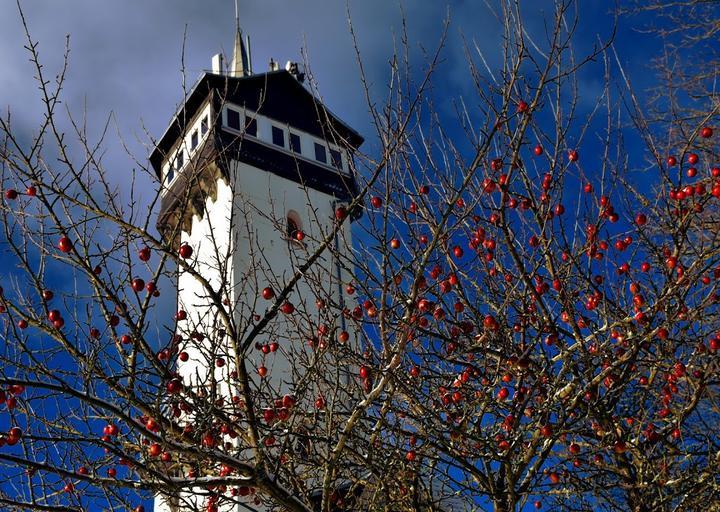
286, 210, 303, 243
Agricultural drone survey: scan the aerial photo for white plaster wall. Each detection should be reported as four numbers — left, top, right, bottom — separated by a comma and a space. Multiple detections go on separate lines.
177, 177, 234, 386
230, 159, 354, 398
155, 158, 355, 512
154, 179, 234, 512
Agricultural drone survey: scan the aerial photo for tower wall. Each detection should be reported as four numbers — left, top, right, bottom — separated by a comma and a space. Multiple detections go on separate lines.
156, 158, 354, 512
230, 159, 353, 397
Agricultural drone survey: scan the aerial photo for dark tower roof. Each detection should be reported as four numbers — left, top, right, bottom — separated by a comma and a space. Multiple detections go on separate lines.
149, 70, 364, 177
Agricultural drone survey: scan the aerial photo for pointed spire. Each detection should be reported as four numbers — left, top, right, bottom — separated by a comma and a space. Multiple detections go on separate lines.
230, 1, 250, 77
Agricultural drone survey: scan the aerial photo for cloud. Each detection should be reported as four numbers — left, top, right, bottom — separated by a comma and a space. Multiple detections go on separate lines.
0, 2, 522, 164
0, 0, 636, 213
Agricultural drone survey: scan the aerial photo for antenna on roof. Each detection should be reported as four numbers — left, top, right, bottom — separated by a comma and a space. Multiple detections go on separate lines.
229, 0, 251, 77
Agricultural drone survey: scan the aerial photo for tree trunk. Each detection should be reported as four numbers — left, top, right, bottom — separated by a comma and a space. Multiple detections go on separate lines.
493, 495, 516, 512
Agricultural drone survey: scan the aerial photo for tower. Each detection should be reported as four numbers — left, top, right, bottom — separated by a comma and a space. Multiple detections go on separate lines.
149, 18, 363, 512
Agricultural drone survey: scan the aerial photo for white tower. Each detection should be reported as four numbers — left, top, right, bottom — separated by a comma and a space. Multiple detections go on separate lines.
149, 19, 363, 512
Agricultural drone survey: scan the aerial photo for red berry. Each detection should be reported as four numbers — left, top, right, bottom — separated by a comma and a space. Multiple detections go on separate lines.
701, 126, 713, 138
359, 366, 370, 379
178, 243, 193, 259
568, 149, 579, 162
335, 206, 348, 221
131, 278, 145, 293
4, 189, 17, 200
262, 287, 274, 300
534, 145, 543, 156
667, 156, 677, 167
57, 236, 73, 253
370, 196, 382, 208
687, 153, 699, 165
166, 378, 182, 394
25, 186, 36, 197
635, 213, 647, 226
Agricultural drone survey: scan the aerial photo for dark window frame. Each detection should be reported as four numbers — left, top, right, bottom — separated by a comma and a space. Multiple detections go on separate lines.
190, 130, 199, 151
200, 115, 209, 135
329, 148, 343, 170
289, 132, 301, 153
272, 126, 285, 147
226, 108, 240, 130
314, 143, 327, 164
245, 116, 257, 137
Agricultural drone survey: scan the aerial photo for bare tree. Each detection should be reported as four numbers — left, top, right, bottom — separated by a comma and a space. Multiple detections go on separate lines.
0, 2, 718, 512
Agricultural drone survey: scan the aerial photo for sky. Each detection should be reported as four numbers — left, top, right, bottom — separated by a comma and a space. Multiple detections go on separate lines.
0, 0, 638, 187
0, 1, 676, 510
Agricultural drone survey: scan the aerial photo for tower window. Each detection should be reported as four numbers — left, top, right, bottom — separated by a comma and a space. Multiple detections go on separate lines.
227, 108, 240, 130
165, 166, 174, 184
330, 149, 342, 170
286, 211, 303, 243
175, 151, 184, 170
289, 133, 301, 153
314, 143, 327, 164
272, 126, 285, 147
245, 116, 257, 136
200, 115, 209, 135
190, 130, 199, 151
